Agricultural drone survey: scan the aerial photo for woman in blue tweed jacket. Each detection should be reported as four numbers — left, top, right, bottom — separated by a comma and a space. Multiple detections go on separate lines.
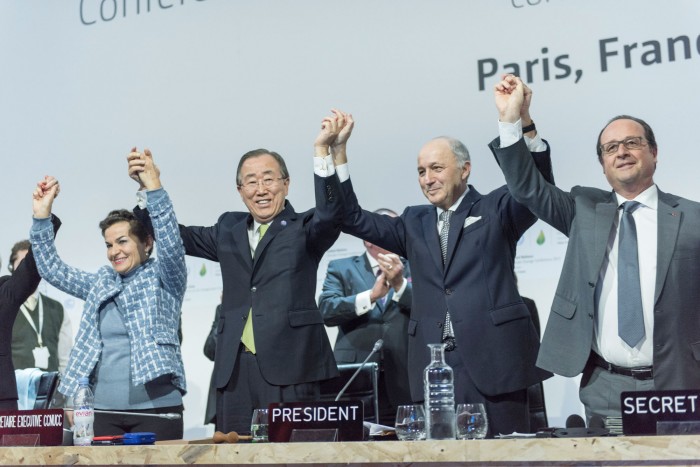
30, 149, 187, 440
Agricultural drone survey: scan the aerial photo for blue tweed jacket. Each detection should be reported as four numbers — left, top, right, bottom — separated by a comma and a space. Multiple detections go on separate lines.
30, 189, 187, 399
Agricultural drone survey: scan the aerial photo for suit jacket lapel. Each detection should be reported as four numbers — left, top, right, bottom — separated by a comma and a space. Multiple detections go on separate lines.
593, 194, 618, 276
354, 255, 376, 293
253, 201, 297, 267
444, 188, 479, 273
655, 190, 681, 304
421, 208, 443, 273
231, 217, 253, 272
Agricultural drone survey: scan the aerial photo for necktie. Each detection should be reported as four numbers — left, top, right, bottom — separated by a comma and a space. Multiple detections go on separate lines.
439, 210, 452, 264
241, 224, 269, 354
618, 201, 645, 347
376, 268, 387, 307
439, 210, 456, 351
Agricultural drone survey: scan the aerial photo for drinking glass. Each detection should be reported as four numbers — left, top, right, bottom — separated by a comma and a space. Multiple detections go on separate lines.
456, 403, 488, 439
395, 404, 427, 441
251, 408, 269, 442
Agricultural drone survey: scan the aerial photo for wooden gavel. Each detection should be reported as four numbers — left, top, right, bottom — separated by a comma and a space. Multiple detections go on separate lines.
213, 431, 252, 444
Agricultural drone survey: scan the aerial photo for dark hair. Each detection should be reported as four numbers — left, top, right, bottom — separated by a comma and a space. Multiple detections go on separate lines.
236, 149, 289, 186
99, 209, 150, 244
8, 239, 30, 273
596, 115, 657, 163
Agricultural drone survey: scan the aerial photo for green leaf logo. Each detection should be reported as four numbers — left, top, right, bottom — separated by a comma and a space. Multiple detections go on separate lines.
536, 230, 546, 245
199, 264, 207, 277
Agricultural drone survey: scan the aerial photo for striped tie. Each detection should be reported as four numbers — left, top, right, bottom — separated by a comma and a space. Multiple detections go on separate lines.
439, 210, 456, 351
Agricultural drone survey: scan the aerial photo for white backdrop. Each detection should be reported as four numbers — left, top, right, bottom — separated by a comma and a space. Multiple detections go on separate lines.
1, 0, 698, 437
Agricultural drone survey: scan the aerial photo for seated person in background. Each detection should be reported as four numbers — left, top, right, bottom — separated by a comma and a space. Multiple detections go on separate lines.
319, 208, 413, 426
0, 181, 61, 410
9, 240, 73, 374
30, 149, 187, 440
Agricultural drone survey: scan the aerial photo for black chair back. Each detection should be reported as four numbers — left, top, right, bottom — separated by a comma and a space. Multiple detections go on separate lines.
33, 371, 60, 410
319, 363, 379, 424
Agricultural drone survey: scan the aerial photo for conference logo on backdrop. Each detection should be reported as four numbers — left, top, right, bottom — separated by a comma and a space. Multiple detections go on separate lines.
509, 0, 549, 8
478, 3, 699, 91
79, 0, 206, 25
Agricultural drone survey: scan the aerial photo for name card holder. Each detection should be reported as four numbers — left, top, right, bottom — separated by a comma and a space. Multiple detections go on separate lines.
268, 401, 363, 442
621, 389, 700, 435
0, 409, 64, 446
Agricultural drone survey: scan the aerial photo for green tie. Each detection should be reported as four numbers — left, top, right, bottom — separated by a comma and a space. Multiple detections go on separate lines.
241, 223, 269, 354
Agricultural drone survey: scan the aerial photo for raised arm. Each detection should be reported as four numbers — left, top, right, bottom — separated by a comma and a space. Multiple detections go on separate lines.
127, 148, 186, 297
30, 177, 93, 299
490, 76, 574, 235
307, 110, 353, 255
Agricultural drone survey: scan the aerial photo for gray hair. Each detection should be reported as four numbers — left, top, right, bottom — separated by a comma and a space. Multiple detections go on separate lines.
432, 136, 470, 168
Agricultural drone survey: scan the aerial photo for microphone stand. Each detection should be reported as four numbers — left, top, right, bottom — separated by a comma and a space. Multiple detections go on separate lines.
65, 408, 181, 420
335, 339, 383, 401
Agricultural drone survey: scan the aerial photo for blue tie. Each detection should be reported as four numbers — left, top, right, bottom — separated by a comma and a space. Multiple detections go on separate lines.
376, 268, 387, 307
618, 201, 645, 347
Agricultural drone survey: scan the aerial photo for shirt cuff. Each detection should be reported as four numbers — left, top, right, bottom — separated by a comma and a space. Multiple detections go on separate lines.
355, 290, 373, 316
314, 154, 336, 177
335, 163, 350, 183
526, 133, 547, 152
498, 118, 522, 148
392, 278, 408, 302
136, 190, 147, 209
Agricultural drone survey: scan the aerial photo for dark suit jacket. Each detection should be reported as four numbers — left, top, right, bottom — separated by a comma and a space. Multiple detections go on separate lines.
0, 215, 60, 409
319, 254, 413, 407
175, 174, 340, 389
203, 304, 221, 425
12, 294, 65, 372
521, 296, 541, 338
492, 137, 700, 390
340, 148, 553, 401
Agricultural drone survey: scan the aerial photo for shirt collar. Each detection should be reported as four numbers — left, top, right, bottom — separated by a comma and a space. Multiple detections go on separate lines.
365, 251, 379, 270
437, 186, 469, 218
614, 184, 658, 210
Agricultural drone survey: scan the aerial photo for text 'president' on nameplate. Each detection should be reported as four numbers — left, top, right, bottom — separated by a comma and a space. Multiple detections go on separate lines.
268, 401, 364, 442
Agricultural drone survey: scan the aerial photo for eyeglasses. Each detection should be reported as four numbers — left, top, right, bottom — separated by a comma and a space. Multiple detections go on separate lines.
239, 177, 286, 192
599, 136, 647, 156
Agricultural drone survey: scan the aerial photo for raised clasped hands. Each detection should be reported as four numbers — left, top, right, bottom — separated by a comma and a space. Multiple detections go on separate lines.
127, 147, 162, 191
314, 108, 354, 165
32, 175, 60, 219
494, 74, 533, 125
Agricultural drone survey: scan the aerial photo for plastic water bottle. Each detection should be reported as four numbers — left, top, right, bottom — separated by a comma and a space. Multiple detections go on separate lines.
424, 343, 456, 439
73, 377, 95, 446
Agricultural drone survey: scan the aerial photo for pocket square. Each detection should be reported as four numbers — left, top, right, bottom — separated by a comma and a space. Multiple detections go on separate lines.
463, 216, 482, 228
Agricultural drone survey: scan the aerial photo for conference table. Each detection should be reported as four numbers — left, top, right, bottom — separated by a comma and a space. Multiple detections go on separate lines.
1, 435, 700, 466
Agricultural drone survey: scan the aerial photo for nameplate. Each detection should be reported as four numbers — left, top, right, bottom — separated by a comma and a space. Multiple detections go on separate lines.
268, 401, 364, 442
0, 409, 64, 446
621, 390, 700, 435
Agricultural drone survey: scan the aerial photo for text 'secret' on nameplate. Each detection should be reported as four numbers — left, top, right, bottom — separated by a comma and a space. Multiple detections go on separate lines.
622, 390, 700, 435
268, 401, 363, 442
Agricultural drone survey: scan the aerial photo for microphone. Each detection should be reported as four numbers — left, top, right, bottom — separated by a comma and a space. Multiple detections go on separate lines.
588, 415, 605, 429
65, 408, 181, 420
565, 414, 586, 428
335, 339, 383, 401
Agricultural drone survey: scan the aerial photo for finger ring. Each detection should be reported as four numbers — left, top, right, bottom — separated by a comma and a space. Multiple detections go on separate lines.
387, 265, 393, 270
